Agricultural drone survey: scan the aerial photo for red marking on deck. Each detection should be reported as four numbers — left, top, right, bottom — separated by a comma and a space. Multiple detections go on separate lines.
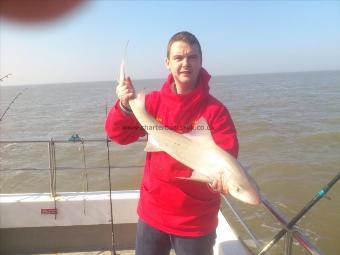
41, 208, 57, 215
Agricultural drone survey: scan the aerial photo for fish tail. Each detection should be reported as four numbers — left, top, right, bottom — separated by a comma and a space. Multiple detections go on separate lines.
119, 40, 129, 84
119, 58, 125, 84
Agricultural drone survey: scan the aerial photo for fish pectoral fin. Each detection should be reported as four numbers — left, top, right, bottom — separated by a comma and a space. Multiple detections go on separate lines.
176, 170, 212, 183
144, 135, 162, 152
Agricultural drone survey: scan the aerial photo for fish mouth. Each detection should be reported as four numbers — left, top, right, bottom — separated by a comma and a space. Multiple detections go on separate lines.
245, 195, 261, 205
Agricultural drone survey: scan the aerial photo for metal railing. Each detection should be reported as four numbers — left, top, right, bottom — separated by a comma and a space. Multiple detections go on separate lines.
0, 137, 326, 255
0, 137, 145, 170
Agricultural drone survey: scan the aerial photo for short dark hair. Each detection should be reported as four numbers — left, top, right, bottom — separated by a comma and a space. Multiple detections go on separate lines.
167, 31, 202, 59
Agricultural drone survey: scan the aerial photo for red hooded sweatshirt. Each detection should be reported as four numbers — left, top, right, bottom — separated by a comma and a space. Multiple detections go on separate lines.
105, 68, 238, 237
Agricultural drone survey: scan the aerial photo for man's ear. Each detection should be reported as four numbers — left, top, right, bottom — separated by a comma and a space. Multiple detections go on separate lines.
165, 58, 170, 70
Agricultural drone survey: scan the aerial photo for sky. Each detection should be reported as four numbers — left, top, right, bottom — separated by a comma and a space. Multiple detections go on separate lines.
0, 0, 340, 86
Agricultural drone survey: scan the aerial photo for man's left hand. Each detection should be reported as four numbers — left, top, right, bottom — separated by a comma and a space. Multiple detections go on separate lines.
209, 178, 229, 195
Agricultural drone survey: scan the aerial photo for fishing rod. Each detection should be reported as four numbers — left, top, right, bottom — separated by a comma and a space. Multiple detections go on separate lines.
0, 87, 28, 122
0, 73, 12, 81
258, 172, 340, 255
103, 40, 129, 255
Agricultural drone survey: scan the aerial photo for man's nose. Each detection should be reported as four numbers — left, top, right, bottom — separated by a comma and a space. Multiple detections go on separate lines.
182, 57, 189, 66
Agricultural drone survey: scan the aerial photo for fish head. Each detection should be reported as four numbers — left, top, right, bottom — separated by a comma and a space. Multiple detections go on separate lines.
226, 174, 261, 205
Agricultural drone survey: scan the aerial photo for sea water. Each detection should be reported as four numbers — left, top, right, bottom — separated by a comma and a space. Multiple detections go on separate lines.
1, 70, 339, 254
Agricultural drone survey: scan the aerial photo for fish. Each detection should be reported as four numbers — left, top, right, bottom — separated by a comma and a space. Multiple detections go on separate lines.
119, 47, 260, 205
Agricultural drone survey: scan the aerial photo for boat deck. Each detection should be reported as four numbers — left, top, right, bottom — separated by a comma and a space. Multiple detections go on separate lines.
0, 191, 251, 255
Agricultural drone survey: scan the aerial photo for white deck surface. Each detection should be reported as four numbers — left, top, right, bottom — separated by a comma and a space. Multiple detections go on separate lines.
0, 191, 250, 255
0, 190, 139, 228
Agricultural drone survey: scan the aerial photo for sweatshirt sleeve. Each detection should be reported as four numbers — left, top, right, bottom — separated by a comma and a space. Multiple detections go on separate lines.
208, 105, 239, 158
104, 99, 146, 145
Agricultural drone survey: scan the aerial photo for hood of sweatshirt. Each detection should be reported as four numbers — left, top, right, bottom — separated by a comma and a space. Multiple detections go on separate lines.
159, 68, 211, 132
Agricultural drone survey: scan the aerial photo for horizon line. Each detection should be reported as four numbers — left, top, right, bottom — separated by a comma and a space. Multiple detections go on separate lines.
1, 68, 340, 87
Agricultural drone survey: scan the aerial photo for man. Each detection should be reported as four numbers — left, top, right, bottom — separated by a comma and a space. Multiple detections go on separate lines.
105, 31, 238, 255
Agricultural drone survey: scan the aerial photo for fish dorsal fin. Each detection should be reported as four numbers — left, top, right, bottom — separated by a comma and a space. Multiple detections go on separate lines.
183, 118, 216, 147
144, 135, 162, 152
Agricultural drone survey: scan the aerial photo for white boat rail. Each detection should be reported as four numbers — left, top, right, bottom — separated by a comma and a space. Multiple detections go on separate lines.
0, 137, 325, 255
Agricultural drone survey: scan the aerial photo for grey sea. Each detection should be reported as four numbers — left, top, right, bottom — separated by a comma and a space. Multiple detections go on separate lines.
1, 70, 340, 255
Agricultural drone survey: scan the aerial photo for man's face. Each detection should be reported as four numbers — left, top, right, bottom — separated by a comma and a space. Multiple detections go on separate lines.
165, 41, 202, 91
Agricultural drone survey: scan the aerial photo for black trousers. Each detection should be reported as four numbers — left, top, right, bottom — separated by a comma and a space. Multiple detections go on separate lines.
136, 219, 216, 255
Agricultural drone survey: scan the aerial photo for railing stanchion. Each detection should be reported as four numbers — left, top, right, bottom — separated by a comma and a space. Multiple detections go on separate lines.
284, 230, 293, 255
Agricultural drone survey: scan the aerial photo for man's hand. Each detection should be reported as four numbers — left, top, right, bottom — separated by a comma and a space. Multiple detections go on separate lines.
116, 76, 135, 111
209, 176, 229, 195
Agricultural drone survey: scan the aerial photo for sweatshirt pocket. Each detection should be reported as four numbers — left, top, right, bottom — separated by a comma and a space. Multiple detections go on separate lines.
149, 152, 191, 182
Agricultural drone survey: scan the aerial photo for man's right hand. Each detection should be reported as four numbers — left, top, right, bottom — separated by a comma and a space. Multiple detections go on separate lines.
116, 76, 136, 111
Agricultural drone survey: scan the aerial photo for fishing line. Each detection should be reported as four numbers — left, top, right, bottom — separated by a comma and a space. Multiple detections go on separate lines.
80, 138, 89, 215
105, 103, 117, 255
